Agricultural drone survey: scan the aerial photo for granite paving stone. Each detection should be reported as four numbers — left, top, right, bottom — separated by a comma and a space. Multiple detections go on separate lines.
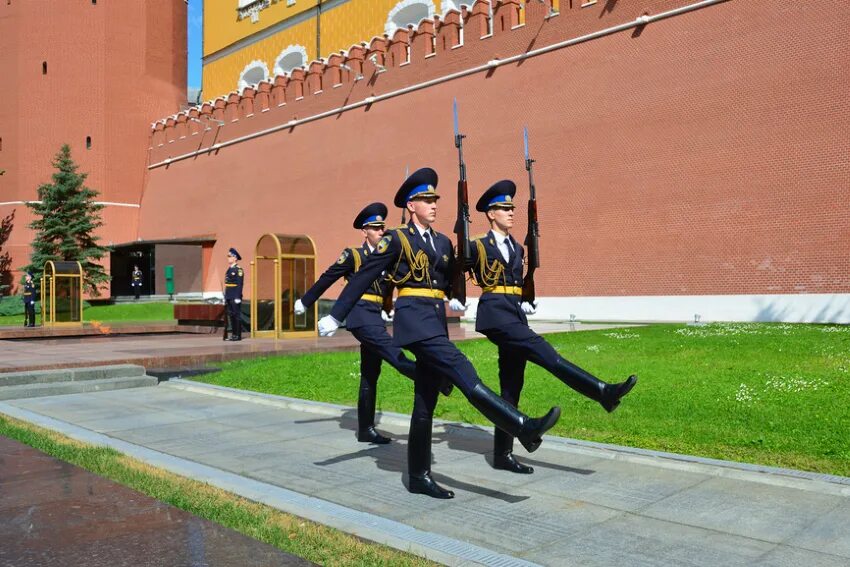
4, 381, 849, 567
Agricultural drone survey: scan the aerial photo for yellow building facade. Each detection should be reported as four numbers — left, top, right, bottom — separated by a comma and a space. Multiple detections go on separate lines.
203, 0, 472, 99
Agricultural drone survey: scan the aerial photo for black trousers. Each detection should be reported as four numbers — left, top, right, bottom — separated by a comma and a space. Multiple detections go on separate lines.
225, 299, 242, 336
349, 325, 417, 384
405, 334, 487, 421
24, 302, 36, 326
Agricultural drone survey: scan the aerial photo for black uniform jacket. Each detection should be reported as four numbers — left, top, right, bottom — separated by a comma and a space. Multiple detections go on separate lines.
22, 281, 36, 305
330, 222, 454, 346
301, 243, 387, 330
469, 231, 528, 332
224, 265, 244, 299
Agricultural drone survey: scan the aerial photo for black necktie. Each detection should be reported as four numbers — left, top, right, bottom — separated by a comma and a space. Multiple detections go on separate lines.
506, 237, 516, 264
423, 231, 437, 262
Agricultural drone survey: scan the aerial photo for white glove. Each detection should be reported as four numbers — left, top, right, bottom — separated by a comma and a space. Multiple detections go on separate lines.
234, 298, 242, 304
381, 310, 391, 322
318, 315, 340, 337
448, 298, 467, 312
521, 301, 536, 315
294, 299, 306, 315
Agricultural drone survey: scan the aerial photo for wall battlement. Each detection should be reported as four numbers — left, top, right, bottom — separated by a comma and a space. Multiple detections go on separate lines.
149, 0, 677, 159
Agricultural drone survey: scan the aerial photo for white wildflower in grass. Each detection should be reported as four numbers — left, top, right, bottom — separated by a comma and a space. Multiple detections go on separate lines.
586, 344, 600, 353
764, 374, 829, 393
734, 383, 758, 404
603, 331, 640, 340
820, 325, 850, 333
348, 372, 360, 379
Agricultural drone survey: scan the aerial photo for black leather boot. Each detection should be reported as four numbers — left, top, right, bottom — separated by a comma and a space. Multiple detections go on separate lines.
552, 358, 637, 413
407, 417, 454, 499
439, 377, 454, 397
468, 383, 560, 453
357, 387, 390, 444
493, 429, 533, 474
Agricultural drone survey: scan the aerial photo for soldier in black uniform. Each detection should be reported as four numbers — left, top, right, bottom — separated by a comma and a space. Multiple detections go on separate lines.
224, 248, 244, 341
318, 168, 561, 499
22, 272, 36, 328
295, 202, 430, 444
470, 180, 637, 474
131, 264, 143, 300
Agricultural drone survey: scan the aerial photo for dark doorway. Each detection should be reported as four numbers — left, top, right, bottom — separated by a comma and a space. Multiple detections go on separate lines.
110, 245, 155, 297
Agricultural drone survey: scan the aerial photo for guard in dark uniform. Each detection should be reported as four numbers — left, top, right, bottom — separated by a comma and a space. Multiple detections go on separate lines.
318, 168, 561, 499
224, 248, 244, 341
131, 265, 143, 300
22, 272, 36, 328
295, 202, 424, 444
471, 180, 637, 474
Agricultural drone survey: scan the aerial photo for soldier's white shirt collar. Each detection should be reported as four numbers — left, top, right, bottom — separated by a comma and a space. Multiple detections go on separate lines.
490, 229, 513, 246
365, 241, 376, 253
413, 223, 435, 239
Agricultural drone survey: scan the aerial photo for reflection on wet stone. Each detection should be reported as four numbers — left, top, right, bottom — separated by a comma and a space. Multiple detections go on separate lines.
0, 436, 315, 567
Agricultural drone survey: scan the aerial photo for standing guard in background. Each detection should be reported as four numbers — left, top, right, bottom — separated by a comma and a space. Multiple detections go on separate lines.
22, 272, 36, 328
295, 203, 446, 444
224, 248, 244, 341
131, 264, 143, 300
317, 168, 561, 499
470, 180, 637, 474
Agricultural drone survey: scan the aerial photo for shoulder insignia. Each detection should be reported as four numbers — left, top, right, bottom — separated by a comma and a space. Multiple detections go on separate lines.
442, 254, 449, 263
237, 269, 243, 277
336, 249, 350, 265
376, 234, 393, 254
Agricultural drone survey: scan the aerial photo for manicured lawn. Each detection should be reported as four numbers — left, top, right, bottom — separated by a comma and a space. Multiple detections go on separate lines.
193, 323, 850, 477
0, 302, 175, 326
0, 416, 437, 567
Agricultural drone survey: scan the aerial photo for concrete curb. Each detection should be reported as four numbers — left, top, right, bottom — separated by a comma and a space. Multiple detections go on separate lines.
166, 379, 850, 497
0, 401, 542, 567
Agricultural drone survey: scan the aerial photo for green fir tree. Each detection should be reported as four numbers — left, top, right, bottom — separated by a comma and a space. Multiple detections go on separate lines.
22, 144, 110, 295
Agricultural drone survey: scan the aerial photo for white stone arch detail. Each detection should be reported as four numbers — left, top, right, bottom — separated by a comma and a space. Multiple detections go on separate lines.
237, 59, 269, 90
440, 0, 473, 14
385, 0, 435, 35
273, 45, 308, 77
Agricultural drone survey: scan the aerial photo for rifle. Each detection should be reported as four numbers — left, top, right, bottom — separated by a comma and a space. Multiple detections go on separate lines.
522, 127, 540, 305
221, 282, 229, 340
451, 98, 471, 304
400, 165, 409, 224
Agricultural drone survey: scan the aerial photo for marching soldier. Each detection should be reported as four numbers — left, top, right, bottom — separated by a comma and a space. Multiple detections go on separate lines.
22, 272, 36, 327
224, 248, 244, 341
318, 168, 561, 499
295, 202, 443, 444
470, 180, 637, 474
131, 264, 143, 300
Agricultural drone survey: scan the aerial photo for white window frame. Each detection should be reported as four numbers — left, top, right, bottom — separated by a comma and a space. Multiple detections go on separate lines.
273, 45, 309, 77
385, 0, 435, 36
238, 60, 270, 91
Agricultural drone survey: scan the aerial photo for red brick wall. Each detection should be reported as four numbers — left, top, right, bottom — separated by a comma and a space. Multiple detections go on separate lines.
0, 0, 186, 294
145, 0, 850, 299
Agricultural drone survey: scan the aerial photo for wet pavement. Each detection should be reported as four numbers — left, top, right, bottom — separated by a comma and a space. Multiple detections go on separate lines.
0, 321, 633, 374
0, 436, 315, 567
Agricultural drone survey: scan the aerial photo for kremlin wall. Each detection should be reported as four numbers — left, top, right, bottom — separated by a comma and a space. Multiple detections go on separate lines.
0, 0, 187, 296
142, 0, 850, 323
2, 0, 848, 322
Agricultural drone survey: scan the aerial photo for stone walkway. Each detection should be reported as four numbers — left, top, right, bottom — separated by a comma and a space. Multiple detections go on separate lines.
2, 381, 848, 567
0, 435, 314, 567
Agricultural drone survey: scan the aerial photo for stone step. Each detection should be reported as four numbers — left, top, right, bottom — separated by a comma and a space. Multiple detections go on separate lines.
0, 364, 147, 388
0, 375, 159, 401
